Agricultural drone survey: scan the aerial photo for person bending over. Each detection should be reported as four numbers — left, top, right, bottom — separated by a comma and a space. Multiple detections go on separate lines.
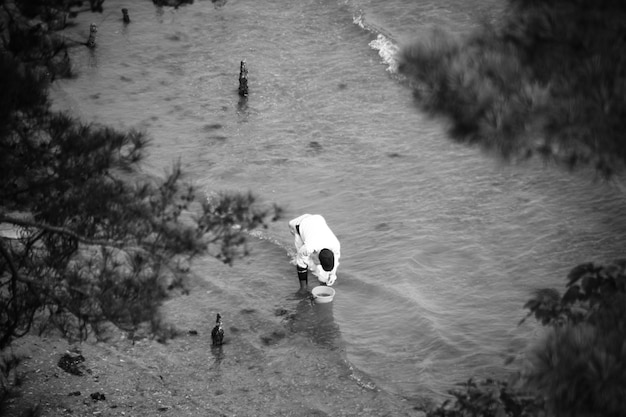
288, 214, 340, 293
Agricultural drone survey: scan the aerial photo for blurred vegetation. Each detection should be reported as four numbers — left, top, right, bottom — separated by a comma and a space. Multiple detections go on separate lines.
426, 261, 626, 416
398, 0, 626, 178
520, 261, 626, 417
0, 1, 280, 402
400, 0, 626, 415
426, 378, 544, 417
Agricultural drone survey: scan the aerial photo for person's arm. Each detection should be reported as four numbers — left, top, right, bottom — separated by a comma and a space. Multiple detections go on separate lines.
326, 274, 336, 286
325, 251, 339, 286
296, 244, 311, 267
288, 218, 298, 236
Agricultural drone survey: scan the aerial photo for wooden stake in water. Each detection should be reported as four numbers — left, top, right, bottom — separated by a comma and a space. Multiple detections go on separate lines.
238, 60, 248, 98
122, 8, 130, 24
86, 23, 97, 48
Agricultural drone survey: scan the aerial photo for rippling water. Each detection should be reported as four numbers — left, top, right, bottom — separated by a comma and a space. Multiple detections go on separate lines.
51, 0, 626, 400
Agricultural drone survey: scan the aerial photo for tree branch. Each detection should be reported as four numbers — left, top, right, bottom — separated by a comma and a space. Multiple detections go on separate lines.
0, 239, 38, 286
0, 214, 126, 248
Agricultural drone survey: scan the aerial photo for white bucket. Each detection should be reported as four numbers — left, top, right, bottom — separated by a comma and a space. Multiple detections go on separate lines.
311, 286, 335, 304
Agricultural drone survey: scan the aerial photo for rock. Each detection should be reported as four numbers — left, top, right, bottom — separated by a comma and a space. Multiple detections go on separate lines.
57, 352, 86, 376
90, 392, 106, 401
152, 0, 194, 8
274, 308, 288, 316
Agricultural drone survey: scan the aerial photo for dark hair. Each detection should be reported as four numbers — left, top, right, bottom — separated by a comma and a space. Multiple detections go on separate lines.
319, 249, 334, 271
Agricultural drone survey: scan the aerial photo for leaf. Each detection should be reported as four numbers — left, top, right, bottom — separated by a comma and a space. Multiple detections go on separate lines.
567, 262, 595, 286
581, 275, 598, 295
562, 285, 581, 305
523, 299, 539, 310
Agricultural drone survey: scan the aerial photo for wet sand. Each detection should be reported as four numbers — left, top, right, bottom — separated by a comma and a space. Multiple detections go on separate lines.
3, 246, 427, 416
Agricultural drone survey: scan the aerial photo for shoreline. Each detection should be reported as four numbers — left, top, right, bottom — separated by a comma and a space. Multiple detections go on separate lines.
4, 248, 427, 416
1, 2, 430, 415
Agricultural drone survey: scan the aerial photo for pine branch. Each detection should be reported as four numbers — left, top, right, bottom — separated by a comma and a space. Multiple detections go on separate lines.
0, 214, 126, 248
0, 239, 33, 286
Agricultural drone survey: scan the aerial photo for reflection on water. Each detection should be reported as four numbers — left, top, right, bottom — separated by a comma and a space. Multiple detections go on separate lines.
237, 96, 249, 121
287, 297, 342, 350
210, 344, 225, 370
87, 48, 98, 68
155, 5, 165, 22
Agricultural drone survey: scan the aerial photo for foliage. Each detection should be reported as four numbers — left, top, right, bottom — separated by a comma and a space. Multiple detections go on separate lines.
525, 318, 626, 417
398, 0, 626, 177
397, 0, 626, 414
426, 261, 626, 417
520, 260, 626, 326
426, 378, 544, 417
0, 351, 22, 398
520, 260, 626, 417
0, 0, 73, 79
0, 2, 279, 353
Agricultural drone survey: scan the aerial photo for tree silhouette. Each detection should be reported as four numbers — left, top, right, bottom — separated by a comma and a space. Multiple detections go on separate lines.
398, 0, 626, 178
404, 1, 626, 415
521, 261, 626, 417
0, 1, 279, 352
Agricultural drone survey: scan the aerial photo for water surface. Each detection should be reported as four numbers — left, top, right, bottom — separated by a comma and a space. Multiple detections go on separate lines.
52, 0, 626, 400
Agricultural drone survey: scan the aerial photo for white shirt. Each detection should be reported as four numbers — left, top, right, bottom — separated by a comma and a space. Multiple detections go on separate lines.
289, 214, 341, 285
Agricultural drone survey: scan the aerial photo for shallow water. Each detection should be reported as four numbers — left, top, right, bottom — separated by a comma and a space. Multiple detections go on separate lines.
51, 0, 626, 400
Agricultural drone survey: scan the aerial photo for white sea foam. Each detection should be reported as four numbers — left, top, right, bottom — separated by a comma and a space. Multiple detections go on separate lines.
369, 34, 400, 73
353, 11, 400, 73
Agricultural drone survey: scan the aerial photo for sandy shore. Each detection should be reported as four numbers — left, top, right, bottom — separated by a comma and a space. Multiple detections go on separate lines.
2, 243, 428, 417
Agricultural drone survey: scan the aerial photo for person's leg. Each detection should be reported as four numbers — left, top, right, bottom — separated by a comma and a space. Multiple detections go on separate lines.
294, 233, 307, 291
290, 215, 310, 291
297, 265, 308, 292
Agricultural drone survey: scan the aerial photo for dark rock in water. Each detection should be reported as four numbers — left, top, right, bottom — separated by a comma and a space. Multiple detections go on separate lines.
374, 222, 391, 231
152, 0, 194, 8
209, 135, 228, 142
68, 391, 81, 396
274, 307, 288, 316
57, 352, 86, 376
386, 152, 402, 158
260, 330, 286, 346
90, 392, 106, 401
203, 123, 223, 131
188, 329, 198, 335
308, 141, 322, 152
